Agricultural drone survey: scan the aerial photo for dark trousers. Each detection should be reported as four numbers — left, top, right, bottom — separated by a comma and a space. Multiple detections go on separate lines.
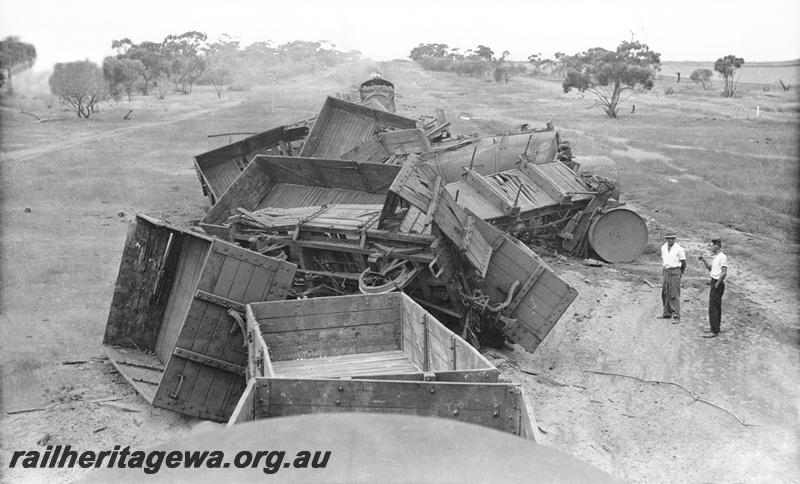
709, 279, 725, 333
662, 268, 681, 318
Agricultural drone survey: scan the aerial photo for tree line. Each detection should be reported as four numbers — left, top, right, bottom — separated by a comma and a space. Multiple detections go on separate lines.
0, 34, 359, 118
409, 41, 748, 117
409, 43, 527, 83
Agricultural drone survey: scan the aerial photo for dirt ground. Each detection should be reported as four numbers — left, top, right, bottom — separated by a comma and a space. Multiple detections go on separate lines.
1, 61, 798, 483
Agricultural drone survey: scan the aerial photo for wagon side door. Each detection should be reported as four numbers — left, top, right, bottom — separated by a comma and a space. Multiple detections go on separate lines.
153, 240, 296, 421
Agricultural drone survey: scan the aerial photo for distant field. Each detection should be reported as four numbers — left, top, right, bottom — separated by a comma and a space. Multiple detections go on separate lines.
660, 60, 800, 86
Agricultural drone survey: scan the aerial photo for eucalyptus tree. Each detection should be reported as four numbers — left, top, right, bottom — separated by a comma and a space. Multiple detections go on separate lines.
562, 40, 661, 118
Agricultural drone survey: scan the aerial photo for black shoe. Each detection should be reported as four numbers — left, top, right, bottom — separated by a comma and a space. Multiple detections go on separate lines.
702, 333, 719, 338
659, 316, 672, 319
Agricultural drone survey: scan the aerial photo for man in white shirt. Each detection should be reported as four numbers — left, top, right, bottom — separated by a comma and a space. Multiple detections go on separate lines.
699, 238, 728, 338
660, 231, 686, 322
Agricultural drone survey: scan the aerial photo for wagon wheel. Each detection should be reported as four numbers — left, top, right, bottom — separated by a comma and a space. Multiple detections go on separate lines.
358, 258, 420, 294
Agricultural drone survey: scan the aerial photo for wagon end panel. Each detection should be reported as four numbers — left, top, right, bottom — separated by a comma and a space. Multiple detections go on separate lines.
200, 156, 278, 229
104, 215, 207, 352
152, 240, 296, 422
250, 293, 403, 362
467, 211, 578, 353
400, 294, 494, 373
248, 378, 528, 436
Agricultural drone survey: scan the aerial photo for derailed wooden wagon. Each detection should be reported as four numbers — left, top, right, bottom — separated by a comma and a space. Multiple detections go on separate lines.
194, 124, 309, 205
391, 152, 648, 263
198, 153, 577, 351
102, 215, 297, 421
229, 292, 538, 439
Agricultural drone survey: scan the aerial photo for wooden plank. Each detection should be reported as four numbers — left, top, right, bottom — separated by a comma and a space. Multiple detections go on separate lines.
432, 190, 492, 277
155, 236, 210, 363
227, 379, 256, 426
251, 378, 525, 435
103, 346, 163, 404
379, 128, 431, 155
520, 162, 582, 205
245, 305, 274, 379
518, 388, 540, 441
340, 136, 390, 163
353, 369, 499, 383
271, 350, 418, 379
299, 97, 417, 159
257, 307, 400, 333
251, 293, 399, 321
201, 155, 277, 227
265, 322, 399, 361
463, 170, 516, 215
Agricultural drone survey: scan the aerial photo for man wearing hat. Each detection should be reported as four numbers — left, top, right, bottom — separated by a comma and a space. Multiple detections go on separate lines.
660, 231, 686, 321
699, 238, 728, 338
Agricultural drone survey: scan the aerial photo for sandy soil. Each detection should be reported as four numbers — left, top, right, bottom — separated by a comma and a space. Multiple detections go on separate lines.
1, 62, 798, 483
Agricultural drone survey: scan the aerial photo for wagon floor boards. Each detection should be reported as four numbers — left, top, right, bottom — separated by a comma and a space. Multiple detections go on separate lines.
271, 350, 420, 379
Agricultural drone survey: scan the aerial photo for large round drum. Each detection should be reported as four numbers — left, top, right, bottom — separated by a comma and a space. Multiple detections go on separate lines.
588, 206, 648, 263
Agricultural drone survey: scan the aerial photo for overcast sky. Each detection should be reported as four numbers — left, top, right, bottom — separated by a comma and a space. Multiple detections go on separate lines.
2, 0, 799, 72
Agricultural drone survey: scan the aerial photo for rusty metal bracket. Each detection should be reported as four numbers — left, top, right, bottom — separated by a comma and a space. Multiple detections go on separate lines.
195, 290, 246, 313
505, 265, 545, 315
173, 347, 246, 376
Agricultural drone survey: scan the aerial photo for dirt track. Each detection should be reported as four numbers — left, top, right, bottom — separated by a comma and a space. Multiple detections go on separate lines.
1, 61, 798, 483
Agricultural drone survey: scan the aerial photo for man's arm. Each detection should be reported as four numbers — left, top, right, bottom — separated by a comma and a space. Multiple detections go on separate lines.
680, 259, 686, 274
716, 267, 727, 287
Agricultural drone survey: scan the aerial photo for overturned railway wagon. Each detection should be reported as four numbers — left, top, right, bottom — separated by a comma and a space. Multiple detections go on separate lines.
102, 82, 648, 429
197, 154, 577, 351
102, 215, 297, 421
194, 125, 309, 205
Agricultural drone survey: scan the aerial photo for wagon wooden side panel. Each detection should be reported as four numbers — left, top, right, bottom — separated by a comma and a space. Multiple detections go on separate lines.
340, 129, 431, 163
102, 214, 297, 420
151, 240, 296, 421
231, 378, 534, 438
298, 97, 417, 159
468, 212, 578, 352
200, 155, 401, 236
194, 126, 308, 203
103, 215, 216, 404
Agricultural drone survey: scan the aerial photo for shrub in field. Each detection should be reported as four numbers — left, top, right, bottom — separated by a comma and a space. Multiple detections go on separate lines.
664, 87, 675, 95
418, 57, 454, 72
449, 60, 489, 77
714, 55, 744, 97
48, 60, 109, 118
493, 64, 528, 83
227, 81, 252, 92
690, 68, 714, 89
